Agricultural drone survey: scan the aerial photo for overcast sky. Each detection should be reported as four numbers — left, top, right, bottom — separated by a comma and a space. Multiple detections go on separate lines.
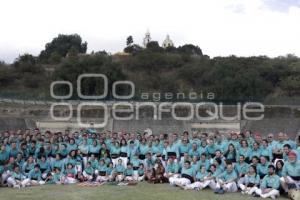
0, 0, 299, 63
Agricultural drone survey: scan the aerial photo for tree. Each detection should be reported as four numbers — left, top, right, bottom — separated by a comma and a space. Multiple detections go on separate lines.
126, 35, 133, 46
124, 44, 143, 54
280, 75, 300, 96
39, 34, 87, 63
146, 41, 164, 52
177, 44, 203, 56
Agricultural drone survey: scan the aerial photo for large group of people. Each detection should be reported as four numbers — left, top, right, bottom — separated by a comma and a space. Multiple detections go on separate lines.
0, 128, 299, 199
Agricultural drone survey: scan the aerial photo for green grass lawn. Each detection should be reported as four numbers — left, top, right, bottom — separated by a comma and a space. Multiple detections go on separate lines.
0, 182, 288, 200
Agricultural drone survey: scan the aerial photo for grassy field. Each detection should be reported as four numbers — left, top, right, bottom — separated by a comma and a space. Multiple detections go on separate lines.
0, 183, 288, 200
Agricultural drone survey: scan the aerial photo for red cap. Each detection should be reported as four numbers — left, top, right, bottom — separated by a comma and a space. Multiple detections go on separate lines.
288, 151, 297, 158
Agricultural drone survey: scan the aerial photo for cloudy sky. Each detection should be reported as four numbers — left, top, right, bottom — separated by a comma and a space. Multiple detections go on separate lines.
0, 0, 299, 63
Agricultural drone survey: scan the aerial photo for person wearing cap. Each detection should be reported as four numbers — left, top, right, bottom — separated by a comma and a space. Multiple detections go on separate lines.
281, 150, 300, 192
253, 165, 280, 199
169, 160, 195, 187
214, 162, 238, 194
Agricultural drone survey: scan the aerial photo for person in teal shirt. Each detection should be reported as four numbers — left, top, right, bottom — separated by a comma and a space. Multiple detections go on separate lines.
96, 159, 108, 182
83, 161, 94, 181
188, 143, 200, 158
235, 155, 250, 188
178, 139, 191, 158
238, 140, 251, 163
37, 155, 50, 179
215, 162, 238, 193
124, 163, 134, 181
281, 151, 300, 192
184, 165, 210, 190
261, 139, 273, 161
22, 156, 35, 175
169, 160, 195, 187
253, 165, 280, 199
257, 156, 271, 179
238, 165, 260, 195
165, 157, 179, 178
249, 142, 261, 160
206, 138, 220, 158
23, 164, 45, 186
110, 141, 121, 167
51, 154, 64, 171
0, 144, 9, 174
113, 159, 125, 182
66, 139, 78, 154
198, 153, 210, 170
6, 165, 26, 188
88, 140, 101, 157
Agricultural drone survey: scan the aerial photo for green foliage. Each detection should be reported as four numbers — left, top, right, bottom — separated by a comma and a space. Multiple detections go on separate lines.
53, 53, 125, 99
126, 35, 133, 46
39, 34, 87, 64
1, 34, 300, 102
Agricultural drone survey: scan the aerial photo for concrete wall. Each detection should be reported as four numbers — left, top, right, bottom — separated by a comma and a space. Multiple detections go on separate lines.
0, 102, 299, 138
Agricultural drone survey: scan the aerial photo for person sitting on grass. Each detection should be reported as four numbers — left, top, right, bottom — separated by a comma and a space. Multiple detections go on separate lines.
183, 165, 210, 190
169, 160, 195, 187
113, 159, 125, 182
280, 151, 300, 192
96, 159, 108, 182
214, 162, 238, 194
22, 164, 45, 186
252, 165, 281, 199
61, 163, 77, 184
83, 161, 94, 181
124, 163, 134, 181
238, 165, 260, 195
6, 165, 26, 188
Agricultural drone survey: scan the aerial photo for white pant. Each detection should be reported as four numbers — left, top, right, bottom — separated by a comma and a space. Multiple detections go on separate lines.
115, 174, 124, 182
96, 175, 109, 182
62, 177, 77, 184
280, 176, 300, 189
6, 177, 21, 188
22, 178, 45, 186
112, 158, 119, 167
83, 171, 93, 181
1, 170, 12, 183
124, 176, 134, 181
254, 187, 280, 198
120, 157, 128, 168
169, 177, 191, 186
216, 179, 238, 192
185, 180, 211, 190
